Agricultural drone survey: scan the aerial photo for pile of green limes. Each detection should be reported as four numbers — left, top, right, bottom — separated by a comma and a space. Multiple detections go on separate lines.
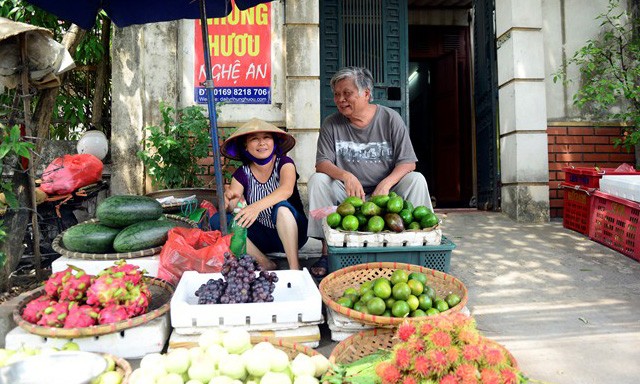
326, 192, 438, 233
336, 270, 462, 318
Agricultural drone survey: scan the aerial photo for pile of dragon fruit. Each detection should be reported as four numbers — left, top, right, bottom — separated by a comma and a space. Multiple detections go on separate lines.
21, 260, 151, 328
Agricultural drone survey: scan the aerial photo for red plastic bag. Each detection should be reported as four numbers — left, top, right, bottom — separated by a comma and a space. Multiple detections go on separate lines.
157, 227, 231, 285
40, 154, 103, 195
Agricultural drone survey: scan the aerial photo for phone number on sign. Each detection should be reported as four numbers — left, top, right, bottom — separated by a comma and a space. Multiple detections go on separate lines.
195, 87, 271, 104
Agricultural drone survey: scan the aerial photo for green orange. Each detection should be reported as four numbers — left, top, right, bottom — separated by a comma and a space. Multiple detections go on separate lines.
392, 282, 411, 301
372, 279, 392, 299
391, 300, 411, 318
366, 297, 386, 315
326, 212, 342, 228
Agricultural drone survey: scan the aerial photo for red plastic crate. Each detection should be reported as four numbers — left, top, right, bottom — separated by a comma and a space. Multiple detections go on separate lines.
563, 167, 640, 189
588, 190, 640, 262
560, 183, 596, 235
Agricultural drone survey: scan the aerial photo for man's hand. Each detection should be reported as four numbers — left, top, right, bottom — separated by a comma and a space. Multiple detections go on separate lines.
371, 184, 391, 197
344, 172, 366, 200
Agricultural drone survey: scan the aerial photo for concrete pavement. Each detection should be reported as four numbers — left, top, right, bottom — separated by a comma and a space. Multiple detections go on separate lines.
2, 210, 640, 384
309, 211, 640, 384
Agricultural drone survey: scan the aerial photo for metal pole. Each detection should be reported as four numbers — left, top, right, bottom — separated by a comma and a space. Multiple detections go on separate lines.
199, 0, 228, 234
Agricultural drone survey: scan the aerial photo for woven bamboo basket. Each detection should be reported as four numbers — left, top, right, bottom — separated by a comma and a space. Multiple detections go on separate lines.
253, 336, 321, 359
52, 214, 197, 260
13, 277, 175, 338
107, 353, 132, 383
329, 328, 519, 369
319, 262, 468, 327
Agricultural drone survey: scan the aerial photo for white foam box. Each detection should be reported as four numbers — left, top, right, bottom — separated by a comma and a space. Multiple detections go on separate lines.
173, 316, 324, 335
168, 324, 321, 350
5, 313, 170, 359
325, 307, 373, 342
52, 255, 160, 276
170, 268, 322, 328
322, 219, 442, 247
600, 175, 640, 203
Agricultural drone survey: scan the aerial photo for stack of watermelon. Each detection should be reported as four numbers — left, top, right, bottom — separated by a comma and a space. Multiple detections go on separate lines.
62, 195, 180, 254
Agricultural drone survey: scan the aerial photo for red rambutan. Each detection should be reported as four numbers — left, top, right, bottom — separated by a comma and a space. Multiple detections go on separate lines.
414, 355, 431, 377
394, 347, 412, 370
500, 368, 519, 384
397, 322, 416, 341
483, 345, 506, 366
430, 330, 452, 347
479, 368, 501, 384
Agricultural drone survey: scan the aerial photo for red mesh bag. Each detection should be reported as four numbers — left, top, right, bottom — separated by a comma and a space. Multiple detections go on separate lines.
157, 227, 230, 285
40, 154, 103, 195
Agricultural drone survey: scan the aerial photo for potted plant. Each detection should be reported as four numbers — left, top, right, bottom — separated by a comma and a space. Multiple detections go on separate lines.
137, 102, 211, 190
553, 0, 640, 168
137, 103, 243, 221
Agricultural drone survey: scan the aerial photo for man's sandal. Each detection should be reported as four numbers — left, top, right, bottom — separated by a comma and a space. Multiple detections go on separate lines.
310, 255, 329, 279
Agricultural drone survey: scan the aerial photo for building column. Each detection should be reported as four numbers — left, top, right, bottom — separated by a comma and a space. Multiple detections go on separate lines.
495, 0, 550, 222
284, 0, 321, 202
111, 22, 179, 195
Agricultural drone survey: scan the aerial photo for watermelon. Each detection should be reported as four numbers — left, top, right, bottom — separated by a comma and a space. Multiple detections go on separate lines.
96, 195, 163, 228
112, 219, 180, 253
62, 223, 121, 253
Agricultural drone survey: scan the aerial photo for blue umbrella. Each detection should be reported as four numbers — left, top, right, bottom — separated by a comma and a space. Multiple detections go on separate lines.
25, 0, 274, 234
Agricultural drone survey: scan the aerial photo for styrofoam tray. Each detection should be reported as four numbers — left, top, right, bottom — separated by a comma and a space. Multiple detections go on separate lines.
168, 324, 321, 350
52, 255, 160, 277
600, 175, 640, 203
173, 316, 324, 335
5, 313, 170, 359
326, 307, 374, 331
170, 268, 322, 328
322, 219, 442, 247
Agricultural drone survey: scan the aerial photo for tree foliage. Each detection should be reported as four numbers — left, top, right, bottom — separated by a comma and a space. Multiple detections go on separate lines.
554, 0, 640, 151
0, 0, 111, 139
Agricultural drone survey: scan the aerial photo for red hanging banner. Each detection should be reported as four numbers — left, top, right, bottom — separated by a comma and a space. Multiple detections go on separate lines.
194, 2, 272, 104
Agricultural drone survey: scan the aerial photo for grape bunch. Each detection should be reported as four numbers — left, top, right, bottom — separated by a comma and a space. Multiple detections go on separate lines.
194, 278, 227, 304
250, 270, 279, 302
194, 254, 278, 304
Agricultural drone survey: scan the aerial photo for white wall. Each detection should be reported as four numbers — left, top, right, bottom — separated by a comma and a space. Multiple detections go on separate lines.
543, 0, 620, 120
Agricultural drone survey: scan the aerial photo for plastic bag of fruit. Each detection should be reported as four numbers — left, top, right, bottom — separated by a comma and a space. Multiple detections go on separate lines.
157, 227, 231, 285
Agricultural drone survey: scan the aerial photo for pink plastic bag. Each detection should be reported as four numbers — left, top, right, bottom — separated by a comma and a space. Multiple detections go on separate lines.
157, 227, 231, 285
40, 154, 103, 195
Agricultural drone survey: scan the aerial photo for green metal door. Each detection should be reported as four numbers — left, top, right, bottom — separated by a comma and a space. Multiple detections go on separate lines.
320, 0, 409, 126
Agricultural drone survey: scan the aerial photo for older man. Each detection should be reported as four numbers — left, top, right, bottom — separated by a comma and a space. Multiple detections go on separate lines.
307, 66, 433, 278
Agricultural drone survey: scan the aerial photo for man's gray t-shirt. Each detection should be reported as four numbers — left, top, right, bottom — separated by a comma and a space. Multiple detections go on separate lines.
316, 105, 418, 194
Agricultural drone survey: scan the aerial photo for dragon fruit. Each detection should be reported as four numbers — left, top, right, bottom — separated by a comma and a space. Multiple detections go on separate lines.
99, 260, 146, 285
44, 267, 73, 299
86, 274, 128, 307
59, 266, 94, 302
37, 301, 69, 328
98, 304, 130, 324
122, 285, 150, 317
22, 296, 56, 324
64, 302, 99, 328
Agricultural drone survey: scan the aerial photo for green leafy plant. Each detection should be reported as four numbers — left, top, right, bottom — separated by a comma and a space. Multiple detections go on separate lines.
0, 124, 35, 268
137, 103, 212, 189
0, 1, 110, 139
0, 124, 35, 207
553, 0, 640, 152
218, 126, 243, 183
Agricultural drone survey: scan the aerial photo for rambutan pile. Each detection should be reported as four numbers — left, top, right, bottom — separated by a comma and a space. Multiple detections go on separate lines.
21, 260, 150, 328
377, 313, 524, 384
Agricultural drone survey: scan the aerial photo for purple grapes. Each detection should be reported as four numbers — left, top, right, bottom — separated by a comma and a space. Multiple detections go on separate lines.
194, 254, 277, 304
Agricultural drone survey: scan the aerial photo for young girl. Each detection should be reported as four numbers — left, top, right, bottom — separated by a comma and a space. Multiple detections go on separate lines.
210, 119, 308, 270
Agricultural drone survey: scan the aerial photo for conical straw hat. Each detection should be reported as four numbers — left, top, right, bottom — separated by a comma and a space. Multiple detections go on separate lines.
221, 118, 295, 160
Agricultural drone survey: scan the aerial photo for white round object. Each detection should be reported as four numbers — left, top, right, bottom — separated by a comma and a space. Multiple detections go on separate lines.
77, 130, 109, 160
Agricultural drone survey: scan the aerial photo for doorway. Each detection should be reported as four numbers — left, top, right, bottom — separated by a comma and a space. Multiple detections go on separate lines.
408, 25, 474, 208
